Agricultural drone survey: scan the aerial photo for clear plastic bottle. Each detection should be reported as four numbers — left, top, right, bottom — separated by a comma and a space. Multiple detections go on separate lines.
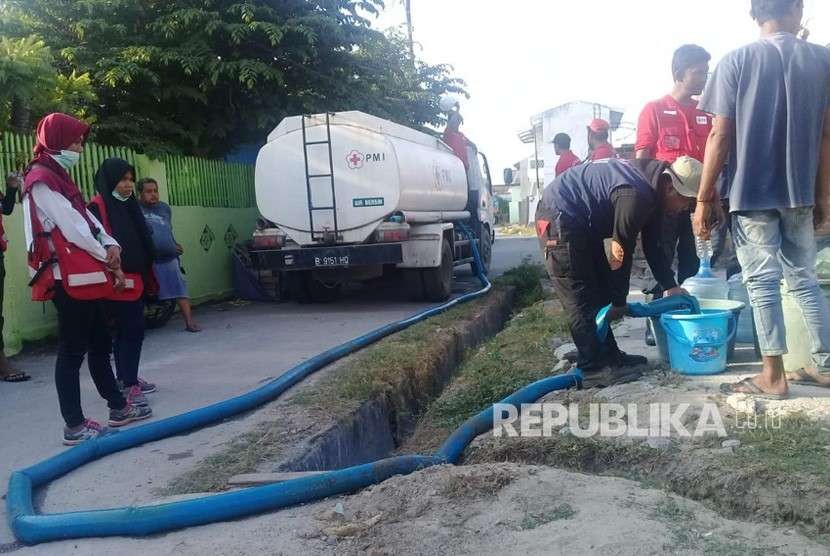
682, 236, 729, 300
695, 237, 714, 265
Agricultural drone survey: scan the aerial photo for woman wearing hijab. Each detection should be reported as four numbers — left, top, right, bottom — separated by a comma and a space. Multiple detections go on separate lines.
23, 113, 152, 445
88, 158, 156, 409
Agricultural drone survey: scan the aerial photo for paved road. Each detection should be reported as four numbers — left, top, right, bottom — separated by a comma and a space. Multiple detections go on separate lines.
0, 237, 540, 552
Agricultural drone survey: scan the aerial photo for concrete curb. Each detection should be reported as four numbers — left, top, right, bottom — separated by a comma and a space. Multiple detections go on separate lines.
276, 287, 516, 473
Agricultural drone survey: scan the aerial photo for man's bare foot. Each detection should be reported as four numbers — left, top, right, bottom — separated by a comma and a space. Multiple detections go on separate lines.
720, 376, 788, 399
0, 355, 29, 382
785, 368, 830, 387
185, 323, 202, 333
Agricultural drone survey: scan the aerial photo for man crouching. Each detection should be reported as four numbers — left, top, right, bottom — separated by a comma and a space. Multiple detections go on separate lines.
535, 157, 701, 383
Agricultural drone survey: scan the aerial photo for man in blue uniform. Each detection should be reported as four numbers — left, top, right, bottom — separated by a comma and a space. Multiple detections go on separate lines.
537, 157, 700, 382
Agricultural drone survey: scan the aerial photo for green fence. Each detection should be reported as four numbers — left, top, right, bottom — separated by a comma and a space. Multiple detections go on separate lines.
1, 132, 139, 200
165, 154, 255, 208
0, 132, 256, 208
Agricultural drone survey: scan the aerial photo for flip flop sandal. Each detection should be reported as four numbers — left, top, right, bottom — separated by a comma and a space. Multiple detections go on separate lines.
786, 368, 830, 387
2, 371, 31, 383
719, 378, 787, 400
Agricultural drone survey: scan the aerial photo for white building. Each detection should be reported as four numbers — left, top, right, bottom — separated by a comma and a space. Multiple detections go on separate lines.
512, 101, 625, 224
506, 155, 544, 225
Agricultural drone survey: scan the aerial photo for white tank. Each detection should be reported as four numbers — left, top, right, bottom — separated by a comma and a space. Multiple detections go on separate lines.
256, 111, 469, 245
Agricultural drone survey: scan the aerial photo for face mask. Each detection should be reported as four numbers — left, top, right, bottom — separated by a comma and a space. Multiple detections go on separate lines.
112, 189, 131, 202
49, 150, 81, 170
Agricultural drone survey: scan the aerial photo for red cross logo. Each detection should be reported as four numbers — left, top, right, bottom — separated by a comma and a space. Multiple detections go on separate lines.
346, 150, 364, 169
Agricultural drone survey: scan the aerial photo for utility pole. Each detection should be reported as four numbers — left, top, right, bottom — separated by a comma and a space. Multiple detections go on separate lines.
404, 0, 415, 61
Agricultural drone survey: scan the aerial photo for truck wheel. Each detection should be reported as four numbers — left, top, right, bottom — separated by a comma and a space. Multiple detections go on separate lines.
287, 272, 340, 303
422, 240, 453, 302
308, 278, 342, 303
403, 269, 425, 301
470, 227, 492, 276
288, 272, 313, 304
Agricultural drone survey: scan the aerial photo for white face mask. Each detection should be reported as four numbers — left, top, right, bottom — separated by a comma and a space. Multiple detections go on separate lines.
112, 189, 131, 202
50, 150, 81, 170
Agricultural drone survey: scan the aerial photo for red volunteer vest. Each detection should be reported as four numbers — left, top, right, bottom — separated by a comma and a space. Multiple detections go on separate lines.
26, 193, 122, 301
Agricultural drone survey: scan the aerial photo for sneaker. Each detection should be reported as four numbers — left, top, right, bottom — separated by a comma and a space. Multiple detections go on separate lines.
109, 403, 152, 427
122, 384, 149, 407
137, 377, 157, 394
63, 419, 104, 446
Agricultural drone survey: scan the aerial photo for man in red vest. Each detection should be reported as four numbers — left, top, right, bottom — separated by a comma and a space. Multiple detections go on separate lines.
587, 119, 617, 161
553, 133, 581, 176
636, 44, 714, 345
442, 107, 474, 169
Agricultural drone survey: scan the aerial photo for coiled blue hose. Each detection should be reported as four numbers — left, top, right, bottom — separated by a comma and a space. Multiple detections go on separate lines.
7, 225, 584, 544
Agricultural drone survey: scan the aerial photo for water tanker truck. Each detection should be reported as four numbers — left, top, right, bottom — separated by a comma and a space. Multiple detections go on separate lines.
249, 111, 495, 302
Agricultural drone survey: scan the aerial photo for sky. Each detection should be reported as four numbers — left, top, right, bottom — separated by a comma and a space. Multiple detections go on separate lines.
370, 0, 830, 179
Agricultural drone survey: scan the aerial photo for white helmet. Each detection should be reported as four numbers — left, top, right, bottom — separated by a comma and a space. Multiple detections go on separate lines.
439, 94, 458, 112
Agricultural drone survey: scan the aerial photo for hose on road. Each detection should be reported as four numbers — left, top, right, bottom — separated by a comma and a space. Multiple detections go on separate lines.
7, 224, 583, 544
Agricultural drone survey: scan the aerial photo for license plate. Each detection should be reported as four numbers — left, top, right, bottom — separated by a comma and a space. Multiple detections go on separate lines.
314, 255, 350, 267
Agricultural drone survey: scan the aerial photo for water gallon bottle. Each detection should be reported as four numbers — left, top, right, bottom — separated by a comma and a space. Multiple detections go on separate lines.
728, 273, 756, 344
681, 238, 729, 300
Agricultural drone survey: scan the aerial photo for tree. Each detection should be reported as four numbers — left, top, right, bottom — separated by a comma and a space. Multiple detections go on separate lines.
0, 0, 466, 157
0, 36, 58, 133
0, 35, 97, 133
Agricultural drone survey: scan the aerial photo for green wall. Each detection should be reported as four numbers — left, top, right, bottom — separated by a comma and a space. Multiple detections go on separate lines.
2, 154, 258, 355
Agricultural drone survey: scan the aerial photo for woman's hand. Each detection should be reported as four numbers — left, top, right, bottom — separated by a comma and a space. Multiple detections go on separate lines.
112, 268, 126, 291
105, 245, 121, 270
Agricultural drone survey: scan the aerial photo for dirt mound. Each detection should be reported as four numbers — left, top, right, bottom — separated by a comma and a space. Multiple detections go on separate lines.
296, 463, 823, 555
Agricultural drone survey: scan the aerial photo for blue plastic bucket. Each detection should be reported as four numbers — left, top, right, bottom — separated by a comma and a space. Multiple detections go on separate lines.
660, 309, 736, 375
650, 299, 744, 364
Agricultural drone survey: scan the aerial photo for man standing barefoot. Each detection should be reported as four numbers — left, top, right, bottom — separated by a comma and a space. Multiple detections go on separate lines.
694, 0, 830, 398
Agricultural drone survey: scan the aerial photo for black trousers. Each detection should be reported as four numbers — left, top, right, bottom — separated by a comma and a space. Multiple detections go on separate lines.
109, 299, 145, 388
52, 282, 126, 428
543, 225, 622, 371
647, 212, 699, 298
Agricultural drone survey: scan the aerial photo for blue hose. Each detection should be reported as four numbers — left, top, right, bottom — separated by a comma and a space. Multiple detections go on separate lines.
7, 224, 585, 545
595, 295, 700, 343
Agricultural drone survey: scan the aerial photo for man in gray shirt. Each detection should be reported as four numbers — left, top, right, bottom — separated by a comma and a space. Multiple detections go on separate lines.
694, 0, 830, 398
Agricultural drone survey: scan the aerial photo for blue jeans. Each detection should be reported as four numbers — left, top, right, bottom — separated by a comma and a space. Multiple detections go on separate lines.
733, 208, 830, 371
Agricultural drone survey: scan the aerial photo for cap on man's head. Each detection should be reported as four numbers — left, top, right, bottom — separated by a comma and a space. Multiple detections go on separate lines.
588, 118, 610, 133
665, 156, 703, 197
552, 132, 571, 148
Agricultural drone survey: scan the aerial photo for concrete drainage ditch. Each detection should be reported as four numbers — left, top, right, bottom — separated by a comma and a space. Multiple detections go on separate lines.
273, 288, 516, 474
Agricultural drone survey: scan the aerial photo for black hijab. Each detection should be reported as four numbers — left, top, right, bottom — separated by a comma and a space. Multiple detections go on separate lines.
92, 158, 155, 275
